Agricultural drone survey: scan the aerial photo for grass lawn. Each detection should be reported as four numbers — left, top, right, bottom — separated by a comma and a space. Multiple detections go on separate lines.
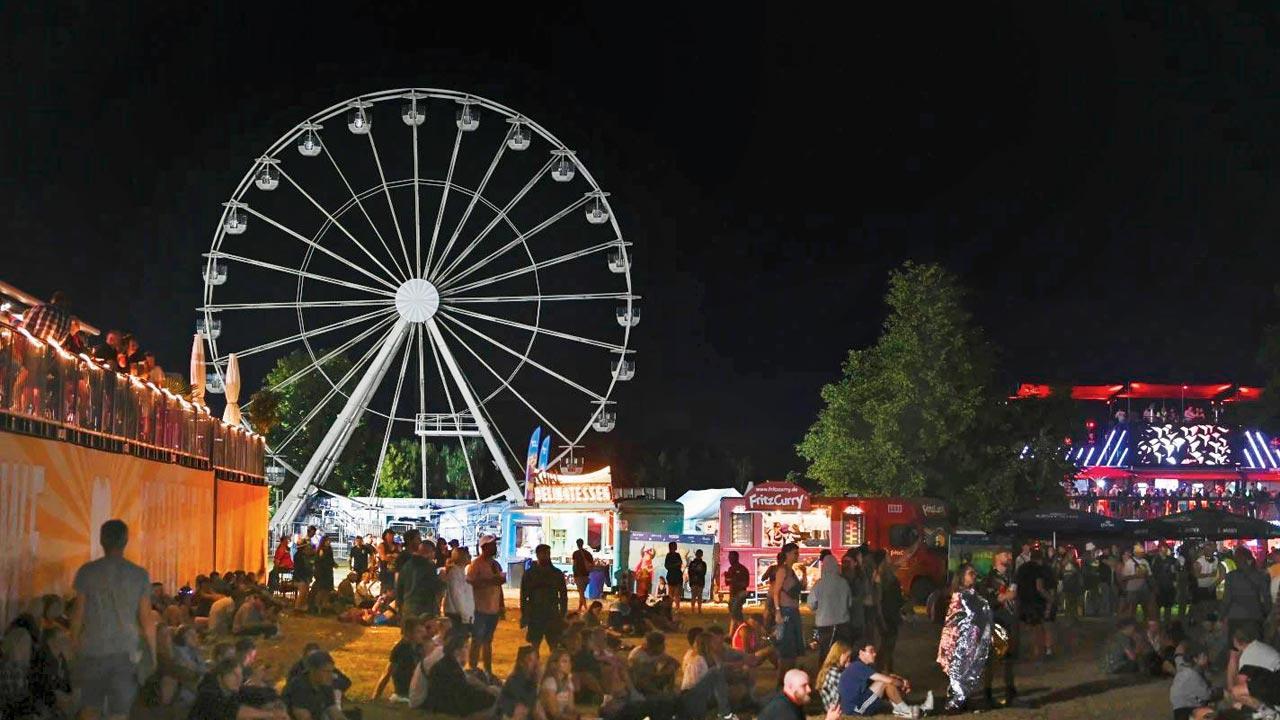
251, 602, 1174, 719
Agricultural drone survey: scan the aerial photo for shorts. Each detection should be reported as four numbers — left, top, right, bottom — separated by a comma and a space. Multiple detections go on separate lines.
729, 591, 747, 622
77, 652, 139, 716
776, 606, 804, 659
473, 611, 500, 643
527, 622, 563, 648
1020, 603, 1046, 627
848, 687, 886, 716
689, 584, 705, 600
446, 612, 474, 636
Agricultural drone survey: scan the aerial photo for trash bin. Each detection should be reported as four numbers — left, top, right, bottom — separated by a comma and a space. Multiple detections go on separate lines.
587, 567, 607, 599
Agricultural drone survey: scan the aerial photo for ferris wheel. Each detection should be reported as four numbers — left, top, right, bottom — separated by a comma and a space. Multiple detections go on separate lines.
198, 88, 637, 532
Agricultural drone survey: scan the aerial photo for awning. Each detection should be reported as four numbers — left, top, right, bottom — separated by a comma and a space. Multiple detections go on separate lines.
677, 488, 743, 521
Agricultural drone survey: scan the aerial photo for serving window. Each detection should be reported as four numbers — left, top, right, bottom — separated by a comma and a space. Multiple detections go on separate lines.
841, 506, 865, 546
729, 511, 754, 546
761, 507, 831, 548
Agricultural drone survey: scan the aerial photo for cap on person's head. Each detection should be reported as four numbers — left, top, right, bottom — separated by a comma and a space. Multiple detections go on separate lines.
100, 519, 129, 552
479, 534, 497, 546
305, 650, 334, 671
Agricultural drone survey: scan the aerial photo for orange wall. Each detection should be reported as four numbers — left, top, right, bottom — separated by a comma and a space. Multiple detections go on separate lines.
0, 433, 264, 624
215, 479, 268, 578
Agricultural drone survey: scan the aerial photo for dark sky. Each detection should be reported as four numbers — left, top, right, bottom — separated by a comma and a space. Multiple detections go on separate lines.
6, 3, 1280, 480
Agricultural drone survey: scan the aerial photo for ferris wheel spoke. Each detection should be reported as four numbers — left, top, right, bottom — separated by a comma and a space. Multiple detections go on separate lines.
436, 195, 592, 291
423, 126, 466, 278
412, 120, 422, 282
318, 134, 410, 281
209, 251, 398, 298
441, 306, 625, 352
213, 307, 396, 362
278, 167, 406, 285
438, 313, 604, 401
435, 317, 571, 442
443, 292, 637, 305
238, 205, 401, 291
428, 133, 510, 280
432, 156, 555, 283
455, 355, 527, 477
425, 322, 482, 500
415, 324, 429, 498
199, 299, 396, 312
442, 240, 619, 296
369, 334, 415, 499
271, 320, 401, 453
364, 127, 416, 279
262, 315, 398, 395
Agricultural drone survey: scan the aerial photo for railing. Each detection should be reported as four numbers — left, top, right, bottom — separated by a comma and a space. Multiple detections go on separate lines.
1069, 494, 1280, 521
0, 318, 264, 479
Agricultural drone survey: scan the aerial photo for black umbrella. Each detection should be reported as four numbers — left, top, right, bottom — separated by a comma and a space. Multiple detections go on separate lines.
1131, 508, 1280, 541
992, 508, 1128, 539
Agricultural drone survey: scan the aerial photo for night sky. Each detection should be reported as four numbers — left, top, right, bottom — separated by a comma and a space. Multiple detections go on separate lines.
6, 3, 1280, 480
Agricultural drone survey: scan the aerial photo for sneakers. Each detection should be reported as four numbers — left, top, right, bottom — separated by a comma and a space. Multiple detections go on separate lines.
922, 691, 935, 712
892, 692, 934, 718
388, 694, 409, 704
720, 714, 739, 720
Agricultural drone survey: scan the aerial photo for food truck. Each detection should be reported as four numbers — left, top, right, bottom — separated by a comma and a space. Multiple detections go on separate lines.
718, 482, 952, 603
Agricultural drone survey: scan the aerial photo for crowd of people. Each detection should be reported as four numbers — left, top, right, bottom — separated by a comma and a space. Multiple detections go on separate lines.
6, 291, 168, 382
7, 515, 1280, 720
1070, 483, 1280, 521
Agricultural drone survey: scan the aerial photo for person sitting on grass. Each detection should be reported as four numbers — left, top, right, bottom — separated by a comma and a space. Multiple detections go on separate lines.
282, 651, 346, 720
628, 630, 679, 700
1102, 618, 1143, 674
233, 592, 279, 638
1170, 642, 1220, 720
496, 645, 542, 720
1228, 666, 1280, 719
190, 658, 288, 720
336, 573, 358, 607
584, 626, 635, 704
583, 600, 604, 627
373, 617, 427, 702
838, 642, 933, 718
730, 614, 779, 668
678, 629, 739, 720
423, 634, 500, 718
540, 649, 581, 720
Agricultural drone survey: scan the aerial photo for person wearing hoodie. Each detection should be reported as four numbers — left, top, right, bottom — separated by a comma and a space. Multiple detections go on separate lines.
808, 554, 852, 665
1169, 643, 1219, 720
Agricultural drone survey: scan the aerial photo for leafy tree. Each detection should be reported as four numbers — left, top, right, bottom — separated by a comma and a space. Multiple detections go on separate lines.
246, 388, 281, 435
798, 261, 991, 500
797, 262, 1070, 526
256, 349, 380, 497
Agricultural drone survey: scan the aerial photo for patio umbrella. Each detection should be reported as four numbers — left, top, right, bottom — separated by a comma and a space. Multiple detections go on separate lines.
993, 507, 1129, 545
221, 353, 241, 425
1131, 508, 1280, 541
189, 332, 206, 406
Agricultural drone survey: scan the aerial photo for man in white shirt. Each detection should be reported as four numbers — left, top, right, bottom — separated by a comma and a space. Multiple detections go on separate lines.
1192, 545, 1221, 623
1228, 626, 1280, 704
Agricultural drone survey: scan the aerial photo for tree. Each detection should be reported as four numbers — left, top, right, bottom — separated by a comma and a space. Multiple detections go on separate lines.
246, 388, 281, 435
796, 261, 1071, 526
797, 261, 992, 500
256, 349, 380, 497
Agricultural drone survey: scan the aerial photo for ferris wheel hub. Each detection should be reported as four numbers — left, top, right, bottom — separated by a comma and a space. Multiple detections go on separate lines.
394, 278, 440, 323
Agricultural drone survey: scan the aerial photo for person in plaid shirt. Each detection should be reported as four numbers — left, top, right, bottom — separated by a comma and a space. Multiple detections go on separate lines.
21, 291, 73, 344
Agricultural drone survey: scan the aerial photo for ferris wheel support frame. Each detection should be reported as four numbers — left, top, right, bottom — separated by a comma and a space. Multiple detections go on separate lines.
271, 318, 411, 537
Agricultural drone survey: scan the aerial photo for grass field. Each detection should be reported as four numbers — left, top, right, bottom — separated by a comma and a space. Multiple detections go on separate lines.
250, 602, 1174, 719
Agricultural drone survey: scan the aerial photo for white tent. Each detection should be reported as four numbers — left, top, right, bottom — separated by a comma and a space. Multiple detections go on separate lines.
677, 487, 742, 534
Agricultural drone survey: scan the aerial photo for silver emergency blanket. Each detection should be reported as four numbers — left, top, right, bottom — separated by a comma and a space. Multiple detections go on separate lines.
936, 587, 993, 708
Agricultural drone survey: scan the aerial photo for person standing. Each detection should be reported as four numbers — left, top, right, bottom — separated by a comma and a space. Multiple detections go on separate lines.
723, 551, 750, 635
937, 563, 994, 714
1193, 544, 1221, 624
807, 554, 851, 667
1152, 544, 1179, 625
687, 549, 708, 615
1222, 546, 1271, 644
841, 550, 866, 644
466, 534, 506, 678
292, 536, 315, 612
664, 542, 685, 611
982, 550, 1019, 708
69, 519, 154, 720
770, 543, 804, 687
376, 530, 400, 590
1015, 548, 1055, 660
442, 548, 475, 635
396, 531, 444, 620
350, 535, 372, 577
571, 539, 594, 612
875, 550, 905, 674
520, 544, 569, 654
312, 536, 337, 611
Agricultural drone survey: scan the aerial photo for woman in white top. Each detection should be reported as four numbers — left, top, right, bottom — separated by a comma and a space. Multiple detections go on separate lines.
443, 547, 476, 628
680, 632, 718, 690
540, 649, 578, 720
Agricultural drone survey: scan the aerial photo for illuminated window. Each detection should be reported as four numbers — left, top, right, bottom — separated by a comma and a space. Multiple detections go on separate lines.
730, 512, 753, 546
841, 512, 865, 547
